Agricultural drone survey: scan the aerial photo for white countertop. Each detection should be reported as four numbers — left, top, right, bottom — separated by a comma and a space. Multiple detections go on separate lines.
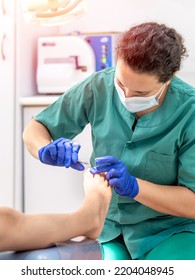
20, 95, 61, 106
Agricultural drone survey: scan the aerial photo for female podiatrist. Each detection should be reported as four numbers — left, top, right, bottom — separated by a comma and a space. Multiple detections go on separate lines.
23, 22, 195, 260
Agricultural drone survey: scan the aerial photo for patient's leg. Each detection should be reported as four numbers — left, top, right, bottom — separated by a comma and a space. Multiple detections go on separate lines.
0, 170, 112, 252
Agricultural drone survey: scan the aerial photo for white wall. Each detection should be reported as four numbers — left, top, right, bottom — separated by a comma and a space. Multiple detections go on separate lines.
58, 0, 195, 86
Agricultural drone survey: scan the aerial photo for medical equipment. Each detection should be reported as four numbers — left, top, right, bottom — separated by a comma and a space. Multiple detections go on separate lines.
21, 0, 87, 26
37, 33, 121, 94
83, 33, 121, 71
36, 35, 96, 93
78, 160, 90, 169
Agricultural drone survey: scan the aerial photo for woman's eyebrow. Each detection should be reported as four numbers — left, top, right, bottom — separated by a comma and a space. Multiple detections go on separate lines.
116, 77, 151, 95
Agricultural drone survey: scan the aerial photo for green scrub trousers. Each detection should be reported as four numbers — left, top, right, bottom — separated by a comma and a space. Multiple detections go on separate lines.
101, 232, 195, 260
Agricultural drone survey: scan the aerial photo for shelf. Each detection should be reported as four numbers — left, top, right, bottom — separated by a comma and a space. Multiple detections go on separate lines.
20, 95, 61, 106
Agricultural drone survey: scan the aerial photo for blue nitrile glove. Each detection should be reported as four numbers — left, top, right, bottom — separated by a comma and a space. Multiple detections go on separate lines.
38, 138, 85, 171
90, 156, 139, 198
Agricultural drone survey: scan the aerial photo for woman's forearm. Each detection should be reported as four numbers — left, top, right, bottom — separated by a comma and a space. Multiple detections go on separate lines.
23, 118, 51, 159
135, 179, 195, 218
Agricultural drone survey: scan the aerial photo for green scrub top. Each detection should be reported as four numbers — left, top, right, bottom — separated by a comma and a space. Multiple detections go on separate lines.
36, 67, 195, 259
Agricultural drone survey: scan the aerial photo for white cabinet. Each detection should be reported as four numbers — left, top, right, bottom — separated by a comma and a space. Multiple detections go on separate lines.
0, 0, 15, 206
22, 103, 92, 214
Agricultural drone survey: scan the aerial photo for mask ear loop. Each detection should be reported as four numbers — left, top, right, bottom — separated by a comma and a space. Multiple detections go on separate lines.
155, 82, 169, 102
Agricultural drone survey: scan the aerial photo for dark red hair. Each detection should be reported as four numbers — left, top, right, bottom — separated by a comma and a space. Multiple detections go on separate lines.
116, 22, 188, 82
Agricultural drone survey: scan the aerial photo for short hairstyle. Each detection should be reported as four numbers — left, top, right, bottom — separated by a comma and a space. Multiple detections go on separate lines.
116, 22, 188, 83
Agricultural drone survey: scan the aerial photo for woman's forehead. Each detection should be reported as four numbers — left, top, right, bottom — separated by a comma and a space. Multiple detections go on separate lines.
115, 60, 161, 91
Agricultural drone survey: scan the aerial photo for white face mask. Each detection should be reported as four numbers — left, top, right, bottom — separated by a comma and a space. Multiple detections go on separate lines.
114, 79, 167, 113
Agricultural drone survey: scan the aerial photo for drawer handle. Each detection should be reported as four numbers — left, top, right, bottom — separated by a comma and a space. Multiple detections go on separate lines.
1, 33, 6, 60
1, 0, 6, 15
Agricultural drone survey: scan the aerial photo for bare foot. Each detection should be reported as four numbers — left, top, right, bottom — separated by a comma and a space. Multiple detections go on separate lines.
80, 169, 112, 239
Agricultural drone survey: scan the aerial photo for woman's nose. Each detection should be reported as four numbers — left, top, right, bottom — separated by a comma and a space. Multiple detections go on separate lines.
123, 88, 135, 98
